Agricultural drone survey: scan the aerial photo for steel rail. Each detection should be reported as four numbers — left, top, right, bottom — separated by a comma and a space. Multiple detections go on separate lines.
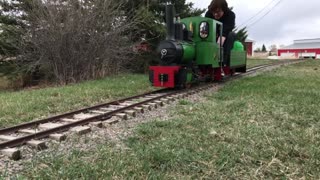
0, 86, 208, 149
0, 89, 168, 134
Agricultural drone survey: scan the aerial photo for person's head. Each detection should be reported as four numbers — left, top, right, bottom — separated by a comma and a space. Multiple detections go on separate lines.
208, 0, 229, 19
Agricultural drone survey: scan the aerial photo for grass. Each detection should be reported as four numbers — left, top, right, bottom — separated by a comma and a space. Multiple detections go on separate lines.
0, 60, 270, 128
247, 58, 274, 68
7, 60, 320, 179
0, 74, 155, 128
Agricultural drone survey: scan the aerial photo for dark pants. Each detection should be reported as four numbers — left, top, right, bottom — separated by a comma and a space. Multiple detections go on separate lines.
222, 32, 236, 66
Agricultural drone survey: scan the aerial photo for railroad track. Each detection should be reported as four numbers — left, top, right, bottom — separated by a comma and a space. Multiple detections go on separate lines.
0, 60, 302, 160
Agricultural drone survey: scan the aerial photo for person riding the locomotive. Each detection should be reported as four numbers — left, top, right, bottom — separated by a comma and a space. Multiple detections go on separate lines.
205, 0, 236, 67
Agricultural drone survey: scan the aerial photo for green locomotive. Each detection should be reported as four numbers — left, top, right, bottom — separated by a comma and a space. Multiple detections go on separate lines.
149, 5, 247, 88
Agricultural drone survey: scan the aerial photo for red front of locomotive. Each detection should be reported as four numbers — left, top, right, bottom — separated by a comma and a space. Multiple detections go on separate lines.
149, 66, 181, 88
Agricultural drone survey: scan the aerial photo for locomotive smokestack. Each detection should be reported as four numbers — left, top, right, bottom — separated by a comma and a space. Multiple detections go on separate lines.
166, 4, 175, 40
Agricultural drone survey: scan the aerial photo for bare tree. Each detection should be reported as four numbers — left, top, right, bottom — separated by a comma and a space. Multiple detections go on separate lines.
21, 0, 140, 84
269, 44, 278, 52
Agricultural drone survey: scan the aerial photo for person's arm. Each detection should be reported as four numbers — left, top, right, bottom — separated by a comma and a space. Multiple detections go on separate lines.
217, 11, 235, 46
222, 11, 235, 37
217, 36, 226, 46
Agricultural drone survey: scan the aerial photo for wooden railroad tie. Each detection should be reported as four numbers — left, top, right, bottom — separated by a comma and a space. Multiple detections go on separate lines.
1, 148, 21, 161
70, 126, 91, 135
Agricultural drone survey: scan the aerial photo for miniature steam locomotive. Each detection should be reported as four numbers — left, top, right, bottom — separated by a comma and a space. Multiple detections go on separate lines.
149, 5, 247, 88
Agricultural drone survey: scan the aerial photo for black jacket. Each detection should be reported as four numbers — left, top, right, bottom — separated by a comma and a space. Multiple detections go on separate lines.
205, 9, 235, 37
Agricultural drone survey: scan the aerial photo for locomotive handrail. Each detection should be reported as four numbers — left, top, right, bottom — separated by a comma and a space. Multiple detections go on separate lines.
217, 21, 223, 66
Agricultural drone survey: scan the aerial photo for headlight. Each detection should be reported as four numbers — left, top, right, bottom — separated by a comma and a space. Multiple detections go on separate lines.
199, 22, 209, 39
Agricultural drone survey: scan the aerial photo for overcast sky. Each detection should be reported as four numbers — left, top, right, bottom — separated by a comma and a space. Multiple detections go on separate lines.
187, 0, 320, 50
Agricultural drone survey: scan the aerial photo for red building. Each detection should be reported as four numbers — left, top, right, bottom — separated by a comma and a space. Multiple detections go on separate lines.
245, 39, 255, 57
278, 38, 320, 59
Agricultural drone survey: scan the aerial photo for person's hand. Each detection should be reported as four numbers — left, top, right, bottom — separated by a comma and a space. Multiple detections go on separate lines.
217, 36, 226, 47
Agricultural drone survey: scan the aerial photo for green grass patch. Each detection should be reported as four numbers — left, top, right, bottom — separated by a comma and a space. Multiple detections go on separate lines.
0, 74, 155, 128
11, 60, 320, 179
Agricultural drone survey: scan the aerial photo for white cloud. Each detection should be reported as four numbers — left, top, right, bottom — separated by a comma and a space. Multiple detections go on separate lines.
187, 0, 320, 49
